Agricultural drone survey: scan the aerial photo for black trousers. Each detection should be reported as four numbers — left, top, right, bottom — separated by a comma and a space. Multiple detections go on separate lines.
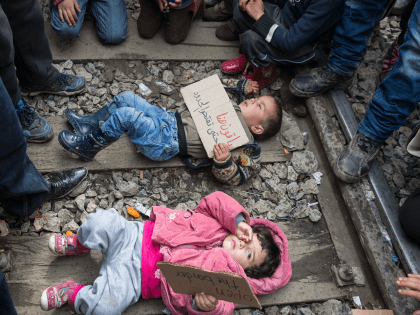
224, 0, 318, 67
0, 0, 59, 106
399, 188, 420, 243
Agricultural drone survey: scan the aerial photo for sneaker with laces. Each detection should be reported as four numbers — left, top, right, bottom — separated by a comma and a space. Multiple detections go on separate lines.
379, 40, 399, 82
40, 280, 85, 311
20, 73, 86, 97
334, 130, 383, 183
15, 99, 54, 142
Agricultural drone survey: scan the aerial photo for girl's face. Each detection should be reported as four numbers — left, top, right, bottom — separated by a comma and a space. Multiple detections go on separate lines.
222, 233, 267, 270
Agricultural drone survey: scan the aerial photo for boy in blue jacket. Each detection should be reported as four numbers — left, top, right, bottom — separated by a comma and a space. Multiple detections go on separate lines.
219, 0, 346, 89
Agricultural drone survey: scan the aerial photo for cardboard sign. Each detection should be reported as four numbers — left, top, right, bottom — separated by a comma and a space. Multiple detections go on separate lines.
180, 75, 250, 158
157, 261, 261, 309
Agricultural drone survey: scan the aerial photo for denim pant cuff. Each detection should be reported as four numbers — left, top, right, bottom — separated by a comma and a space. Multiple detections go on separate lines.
358, 124, 387, 143
327, 61, 355, 77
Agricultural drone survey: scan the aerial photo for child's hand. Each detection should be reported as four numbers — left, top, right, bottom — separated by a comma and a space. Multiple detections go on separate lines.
213, 143, 230, 162
246, 80, 259, 94
245, 0, 264, 21
168, 0, 182, 9
57, 0, 81, 27
195, 293, 218, 311
235, 221, 253, 243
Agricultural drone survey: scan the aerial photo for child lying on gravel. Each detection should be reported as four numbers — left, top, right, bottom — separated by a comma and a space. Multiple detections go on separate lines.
59, 86, 282, 185
40, 191, 291, 315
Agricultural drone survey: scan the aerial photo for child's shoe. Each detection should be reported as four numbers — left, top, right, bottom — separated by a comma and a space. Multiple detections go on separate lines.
49, 233, 91, 256
40, 280, 85, 311
379, 39, 399, 83
221, 54, 249, 74
244, 64, 276, 89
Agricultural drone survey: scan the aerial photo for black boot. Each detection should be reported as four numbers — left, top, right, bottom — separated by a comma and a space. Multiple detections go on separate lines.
58, 124, 118, 161
65, 102, 117, 135
334, 131, 382, 183
289, 65, 354, 98
43, 167, 88, 200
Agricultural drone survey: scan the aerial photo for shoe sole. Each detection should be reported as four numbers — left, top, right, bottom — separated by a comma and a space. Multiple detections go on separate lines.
220, 67, 246, 75
289, 79, 352, 98
21, 86, 86, 97
58, 135, 93, 162
50, 169, 89, 200
25, 131, 55, 143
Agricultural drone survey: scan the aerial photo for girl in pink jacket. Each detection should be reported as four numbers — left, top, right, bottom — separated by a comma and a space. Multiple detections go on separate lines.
40, 191, 291, 315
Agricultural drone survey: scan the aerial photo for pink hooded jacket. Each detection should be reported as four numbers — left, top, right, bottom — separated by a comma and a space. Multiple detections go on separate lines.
149, 191, 292, 315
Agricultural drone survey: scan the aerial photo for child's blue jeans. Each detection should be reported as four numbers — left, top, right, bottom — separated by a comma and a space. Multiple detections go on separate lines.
101, 91, 179, 161
74, 209, 144, 315
50, 0, 128, 44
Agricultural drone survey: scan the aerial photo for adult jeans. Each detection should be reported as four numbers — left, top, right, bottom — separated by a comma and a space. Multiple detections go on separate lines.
0, 271, 17, 315
101, 91, 179, 161
328, 0, 388, 76
358, 0, 420, 141
0, 77, 50, 217
0, 0, 60, 106
51, 0, 128, 44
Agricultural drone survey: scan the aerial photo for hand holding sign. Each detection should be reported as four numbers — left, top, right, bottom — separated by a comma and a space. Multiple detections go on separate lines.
213, 143, 230, 161
195, 293, 218, 311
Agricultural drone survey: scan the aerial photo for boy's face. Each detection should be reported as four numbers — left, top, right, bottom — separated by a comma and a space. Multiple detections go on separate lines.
239, 96, 277, 134
223, 233, 267, 270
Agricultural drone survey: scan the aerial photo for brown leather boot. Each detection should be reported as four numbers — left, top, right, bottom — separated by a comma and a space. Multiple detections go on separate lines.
203, 0, 232, 21
138, 0, 163, 39
165, 7, 193, 44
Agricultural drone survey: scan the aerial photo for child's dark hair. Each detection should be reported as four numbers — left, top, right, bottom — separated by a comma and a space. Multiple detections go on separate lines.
245, 227, 281, 279
252, 97, 282, 141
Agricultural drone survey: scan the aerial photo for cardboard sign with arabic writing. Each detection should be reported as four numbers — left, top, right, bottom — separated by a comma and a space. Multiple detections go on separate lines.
157, 262, 261, 309
181, 75, 250, 158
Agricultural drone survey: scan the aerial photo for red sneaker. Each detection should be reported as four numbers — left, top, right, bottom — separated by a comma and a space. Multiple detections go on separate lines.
221, 54, 249, 74
379, 39, 399, 82
40, 280, 85, 311
244, 64, 276, 89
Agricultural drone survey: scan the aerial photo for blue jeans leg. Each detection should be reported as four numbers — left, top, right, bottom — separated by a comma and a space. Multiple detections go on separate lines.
0, 270, 17, 315
328, 0, 388, 76
100, 92, 179, 161
0, 77, 50, 217
358, 0, 420, 142
91, 0, 127, 44
50, 0, 88, 39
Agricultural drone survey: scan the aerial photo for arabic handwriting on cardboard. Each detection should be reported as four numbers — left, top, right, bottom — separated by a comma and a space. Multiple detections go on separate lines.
216, 112, 241, 146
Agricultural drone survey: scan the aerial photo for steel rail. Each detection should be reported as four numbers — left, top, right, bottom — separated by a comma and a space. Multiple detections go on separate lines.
328, 89, 420, 275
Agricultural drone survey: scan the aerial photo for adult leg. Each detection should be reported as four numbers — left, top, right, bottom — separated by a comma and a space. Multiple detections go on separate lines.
399, 188, 420, 243
0, 270, 18, 315
290, 0, 388, 97
165, 7, 193, 44
50, 0, 88, 39
91, 0, 128, 44
74, 209, 143, 315
0, 76, 50, 216
334, 0, 420, 183
0, 0, 60, 92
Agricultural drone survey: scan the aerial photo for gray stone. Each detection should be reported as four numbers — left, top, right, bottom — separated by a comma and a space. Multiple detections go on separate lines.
175, 203, 188, 211
321, 299, 342, 315
266, 211, 276, 221
253, 200, 270, 214
291, 150, 318, 174
293, 202, 310, 219
20, 221, 30, 233
300, 179, 319, 195
281, 117, 305, 151
86, 202, 97, 213
119, 181, 139, 196
309, 208, 322, 222
265, 306, 280, 315
80, 211, 89, 224
259, 168, 272, 180
62, 59, 73, 69
280, 306, 292, 315
85, 189, 98, 198
273, 162, 288, 179
286, 182, 300, 199
275, 203, 292, 218
287, 166, 298, 181
43, 217, 62, 233
74, 194, 86, 211
57, 209, 74, 223
300, 308, 315, 315
69, 179, 89, 197
62, 220, 80, 233
33, 216, 48, 231
311, 303, 323, 314
270, 78, 284, 91
74, 66, 92, 82
204, 61, 214, 72
163, 70, 174, 84
114, 190, 124, 199
393, 173, 406, 188
99, 199, 108, 209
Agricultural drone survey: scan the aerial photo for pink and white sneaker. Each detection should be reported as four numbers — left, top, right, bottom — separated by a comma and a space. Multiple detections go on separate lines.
221, 54, 249, 75
49, 233, 91, 256
40, 280, 85, 311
